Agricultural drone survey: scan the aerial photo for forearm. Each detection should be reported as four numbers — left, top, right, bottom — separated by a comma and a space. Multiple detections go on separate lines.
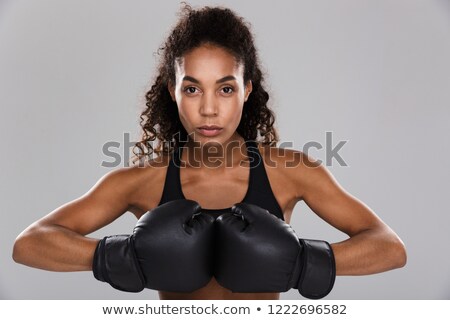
330, 227, 407, 276
13, 223, 99, 272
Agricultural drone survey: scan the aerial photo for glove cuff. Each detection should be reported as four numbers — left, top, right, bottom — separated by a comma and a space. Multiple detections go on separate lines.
92, 235, 146, 293
92, 238, 106, 282
297, 239, 336, 299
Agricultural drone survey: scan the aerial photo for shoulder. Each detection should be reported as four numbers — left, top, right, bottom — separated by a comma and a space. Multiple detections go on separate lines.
256, 142, 327, 199
93, 154, 171, 212
101, 153, 171, 189
256, 142, 312, 167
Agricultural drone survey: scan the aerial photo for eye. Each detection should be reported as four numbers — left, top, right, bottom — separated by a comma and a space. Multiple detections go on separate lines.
183, 86, 199, 94
221, 86, 234, 94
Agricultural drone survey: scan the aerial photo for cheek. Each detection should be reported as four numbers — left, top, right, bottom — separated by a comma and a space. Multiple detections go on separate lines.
224, 100, 244, 124
177, 104, 194, 128
176, 96, 194, 115
176, 99, 203, 134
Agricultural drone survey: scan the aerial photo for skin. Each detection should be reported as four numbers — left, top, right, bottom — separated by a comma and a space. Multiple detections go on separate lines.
12, 43, 407, 300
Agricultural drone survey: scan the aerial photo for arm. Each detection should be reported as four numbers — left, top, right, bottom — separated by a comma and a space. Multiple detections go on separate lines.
12, 167, 138, 271
293, 152, 407, 276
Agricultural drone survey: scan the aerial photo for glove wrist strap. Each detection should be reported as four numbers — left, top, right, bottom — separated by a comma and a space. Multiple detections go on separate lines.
297, 239, 336, 299
92, 235, 146, 292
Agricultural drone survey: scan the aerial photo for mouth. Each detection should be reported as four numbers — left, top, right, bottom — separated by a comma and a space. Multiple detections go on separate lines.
196, 125, 223, 137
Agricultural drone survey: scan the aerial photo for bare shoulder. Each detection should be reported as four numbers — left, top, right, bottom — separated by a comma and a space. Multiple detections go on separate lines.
256, 142, 324, 200
72, 154, 169, 222
124, 153, 171, 182
98, 154, 169, 189
118, 153, 171, 217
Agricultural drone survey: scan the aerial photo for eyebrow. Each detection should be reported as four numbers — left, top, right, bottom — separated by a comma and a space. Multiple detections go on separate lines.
182, 75, 237, 84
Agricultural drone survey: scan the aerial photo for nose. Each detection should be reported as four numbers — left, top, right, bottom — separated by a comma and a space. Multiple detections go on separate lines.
200, 91, 218, 116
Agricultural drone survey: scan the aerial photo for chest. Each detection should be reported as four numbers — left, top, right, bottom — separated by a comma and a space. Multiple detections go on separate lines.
180, 162, 297, 222
131, 153, 300, 224
180, 164, 247, 209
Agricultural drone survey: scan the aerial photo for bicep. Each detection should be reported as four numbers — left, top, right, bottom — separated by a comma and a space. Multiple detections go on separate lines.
37, 168, 134, 235
296, 156, 385, 237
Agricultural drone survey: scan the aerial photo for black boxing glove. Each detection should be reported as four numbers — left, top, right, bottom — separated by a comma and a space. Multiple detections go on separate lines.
93, 199, 215, 292
214, 202, 335, 299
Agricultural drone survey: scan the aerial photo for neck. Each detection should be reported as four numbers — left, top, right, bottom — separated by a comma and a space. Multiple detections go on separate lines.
181, 134, 247, 170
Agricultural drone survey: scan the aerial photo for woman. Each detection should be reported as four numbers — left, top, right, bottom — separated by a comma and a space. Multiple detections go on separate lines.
12, 4, 406, 300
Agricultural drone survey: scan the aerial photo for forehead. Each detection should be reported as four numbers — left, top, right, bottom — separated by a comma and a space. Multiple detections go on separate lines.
175, 44, 244, 79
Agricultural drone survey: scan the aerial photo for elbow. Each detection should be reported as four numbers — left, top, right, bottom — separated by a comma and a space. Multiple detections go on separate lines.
375, 225, 407, 271
12, 234, 26, 264
12, 225, 38, 265
390, 236, 407, 270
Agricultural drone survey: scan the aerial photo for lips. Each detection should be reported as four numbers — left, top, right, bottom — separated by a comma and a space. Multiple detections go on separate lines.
196, 125, 223, 137
198, 125, 222, 130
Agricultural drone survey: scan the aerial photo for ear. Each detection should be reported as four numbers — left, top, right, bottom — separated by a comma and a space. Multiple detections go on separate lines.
244, 80, 253, 102
167, 80, 176, 102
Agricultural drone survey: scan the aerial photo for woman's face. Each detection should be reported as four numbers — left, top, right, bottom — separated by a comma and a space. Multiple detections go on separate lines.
168, 43, 252, 146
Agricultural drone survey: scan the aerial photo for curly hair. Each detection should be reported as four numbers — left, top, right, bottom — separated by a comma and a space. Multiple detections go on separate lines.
131, 3, 279, 164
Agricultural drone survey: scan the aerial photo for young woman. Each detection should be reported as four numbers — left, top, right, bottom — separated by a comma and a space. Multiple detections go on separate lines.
12, 4, 406, 300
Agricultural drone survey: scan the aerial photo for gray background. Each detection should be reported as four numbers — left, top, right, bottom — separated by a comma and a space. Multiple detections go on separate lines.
1, 0, 449, 299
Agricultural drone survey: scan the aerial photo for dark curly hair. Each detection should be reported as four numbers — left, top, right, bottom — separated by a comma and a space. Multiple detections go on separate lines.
131, 3, 279, 164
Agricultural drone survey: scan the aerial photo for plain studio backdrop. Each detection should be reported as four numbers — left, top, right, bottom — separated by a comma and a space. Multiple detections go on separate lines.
1, 0, 449, 300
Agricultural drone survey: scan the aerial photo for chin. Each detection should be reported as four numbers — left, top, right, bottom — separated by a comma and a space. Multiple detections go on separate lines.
189, 132, 227, 147
187, 128, 241, 147
197, 137, 224, 148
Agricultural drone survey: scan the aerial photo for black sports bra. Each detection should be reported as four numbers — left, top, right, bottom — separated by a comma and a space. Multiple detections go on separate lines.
157, 140, 284, 220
